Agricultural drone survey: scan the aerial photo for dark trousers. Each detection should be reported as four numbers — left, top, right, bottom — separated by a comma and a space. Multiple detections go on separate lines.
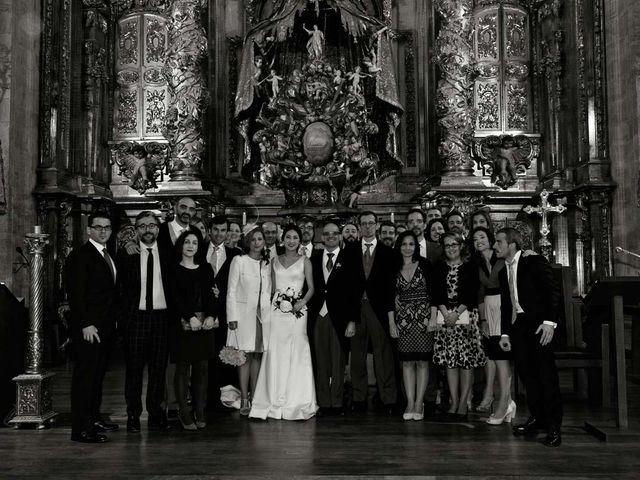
512, 313, 563, 428
175, 360, 208, 416
207, 315, 238, 410
71, 333, 111, 435
350, 300, 397, 405
124, 310, 169, 418
313, 313, 346, 408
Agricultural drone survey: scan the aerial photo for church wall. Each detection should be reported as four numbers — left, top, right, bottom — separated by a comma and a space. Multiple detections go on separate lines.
606, 0, 640, 275
0, 0, 41, 299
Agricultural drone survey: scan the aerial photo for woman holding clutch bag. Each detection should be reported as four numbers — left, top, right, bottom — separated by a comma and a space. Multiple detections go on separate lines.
432, 232, 486, 418
172, 231, 218, 430
226, 227, 272, 415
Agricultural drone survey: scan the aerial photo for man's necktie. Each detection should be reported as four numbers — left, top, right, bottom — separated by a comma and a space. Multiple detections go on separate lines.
210, 245, 219, 276
364, 243, 373, 273
146, 248, 154, 311
507, 261, 517, 323
102, 248, 116, 283
326, 252, 334, 272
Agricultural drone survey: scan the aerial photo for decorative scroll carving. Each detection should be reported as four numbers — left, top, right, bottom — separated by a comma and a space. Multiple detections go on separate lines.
85, 9, 108, 33
110, 141, 169, 193
472, 134, 539, 189
60, 0, 73, 168
164, 0, 208, 180
506, 83, 529, 130
476, 13, 498, 60
145, 17, 166, 63
116, 89, 138, 135
145, 89, 166, 134
119, 19, 139, 66
117, 70, 140, 85
111, 0, 171, 18
505, 10, 527, 58
476, 64, 499, 78
245, 0, 260, 26
433, 0, 476, 175
227, 37, 243, 173
505, 63, 529, 79
476, 82, 500, 130
39, 0, 55, 167
143, 68, 163, 84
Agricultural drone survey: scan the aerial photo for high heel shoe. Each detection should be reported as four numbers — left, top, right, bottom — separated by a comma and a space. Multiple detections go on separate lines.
476, 398, 494, 413
413, 405, 424, 421
239, 398, 251, 416
178, 411, 197, 431
486, 401, 516, 425
403, 405, 414, 421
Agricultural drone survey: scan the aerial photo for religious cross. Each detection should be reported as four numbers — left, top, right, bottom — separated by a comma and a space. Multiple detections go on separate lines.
523, 189, 566, 261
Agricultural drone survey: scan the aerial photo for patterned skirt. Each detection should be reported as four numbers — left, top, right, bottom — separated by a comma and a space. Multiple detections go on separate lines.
432, 318, 487, 369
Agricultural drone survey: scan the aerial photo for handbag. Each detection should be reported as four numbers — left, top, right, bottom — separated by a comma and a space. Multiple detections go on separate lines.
436, 309, 470, 325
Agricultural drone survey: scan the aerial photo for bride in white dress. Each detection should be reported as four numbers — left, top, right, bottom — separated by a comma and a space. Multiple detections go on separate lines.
249, 224, 318, 420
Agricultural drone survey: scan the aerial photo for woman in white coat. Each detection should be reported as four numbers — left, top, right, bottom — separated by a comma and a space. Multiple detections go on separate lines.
226, 227, 272, 415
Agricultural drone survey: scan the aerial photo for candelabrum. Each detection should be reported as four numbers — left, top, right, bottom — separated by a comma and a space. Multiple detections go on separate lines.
10, 228, 58, 428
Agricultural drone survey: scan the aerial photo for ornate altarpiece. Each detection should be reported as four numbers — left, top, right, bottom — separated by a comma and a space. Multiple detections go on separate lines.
31, 0, 614, 362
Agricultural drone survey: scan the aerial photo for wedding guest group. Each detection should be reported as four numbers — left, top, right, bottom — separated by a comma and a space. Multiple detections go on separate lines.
64, 201, 563, 448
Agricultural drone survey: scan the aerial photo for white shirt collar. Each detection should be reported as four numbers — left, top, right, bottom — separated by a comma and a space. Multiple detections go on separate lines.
362, 237, 377, 252
169, 219, 189, 238
89, 238, 107, 253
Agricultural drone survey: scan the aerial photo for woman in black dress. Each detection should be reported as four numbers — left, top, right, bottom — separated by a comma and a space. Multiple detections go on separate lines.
390, 231, 436, 421
172, 231, 218, 430
432, 232, 486, 418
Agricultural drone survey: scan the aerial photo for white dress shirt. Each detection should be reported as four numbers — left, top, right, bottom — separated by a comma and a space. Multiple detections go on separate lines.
169, 219, 189, 244
361, 237, 377, 255
320, 247, 340, 316
139, 242, 167, 310
89, 238, 117, 279
299, 242, 313, 258
418, 237, 427, 258
267, 244, 279, 261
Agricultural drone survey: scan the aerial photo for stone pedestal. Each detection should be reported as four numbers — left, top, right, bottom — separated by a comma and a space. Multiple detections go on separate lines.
10, 372, 57, 428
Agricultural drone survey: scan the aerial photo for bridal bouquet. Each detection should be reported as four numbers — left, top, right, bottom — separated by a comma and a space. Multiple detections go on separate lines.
274, 288, 304, 318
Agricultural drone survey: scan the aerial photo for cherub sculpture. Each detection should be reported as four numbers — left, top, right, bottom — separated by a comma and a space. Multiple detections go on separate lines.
491, 135, 521, 188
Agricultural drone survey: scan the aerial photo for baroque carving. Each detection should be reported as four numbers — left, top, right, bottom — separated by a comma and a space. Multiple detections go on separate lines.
472, 134, 539, 189
476, 82, 500, 130
506, 83, 529, 130
433, 0, 476, 174
119, 19, 139, 66
505, 11, 527, 58
145, 17, 167, 64
111, 0, 171, 18
163, 0, 208, 180
110, 141, 170, 193
116, 89, 138, 135
145, 89, 166, 134
117, 70, 140, 85
476, 13, 498, 60
18, 384, 38, 415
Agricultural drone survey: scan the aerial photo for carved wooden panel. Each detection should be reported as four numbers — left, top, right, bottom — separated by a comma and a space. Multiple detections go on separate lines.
114, 13, 168, 141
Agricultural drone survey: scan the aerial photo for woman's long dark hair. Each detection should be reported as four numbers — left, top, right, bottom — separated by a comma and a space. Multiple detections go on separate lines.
470, 226, 495, 256
175, 230, 200, 264
394, 230, 422, 271
426, 218, 446, 242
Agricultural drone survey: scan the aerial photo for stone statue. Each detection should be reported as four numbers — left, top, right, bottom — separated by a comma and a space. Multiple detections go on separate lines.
303, 24, 325, 60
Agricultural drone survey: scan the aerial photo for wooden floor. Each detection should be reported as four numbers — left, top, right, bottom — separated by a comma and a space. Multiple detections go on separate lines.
2, 353, 640, 479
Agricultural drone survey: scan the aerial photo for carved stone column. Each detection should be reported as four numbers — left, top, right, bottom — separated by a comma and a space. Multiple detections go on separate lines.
10, 230, 58, 428
164, 0, 208, 182
433, 0, 478, 181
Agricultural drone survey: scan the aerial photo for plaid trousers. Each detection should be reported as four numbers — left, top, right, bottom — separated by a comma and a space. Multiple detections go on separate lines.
124, 310, 169, 418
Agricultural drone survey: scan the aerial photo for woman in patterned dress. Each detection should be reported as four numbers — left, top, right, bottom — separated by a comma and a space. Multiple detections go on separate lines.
432, 232, 486, 418
390, 231, 437, 421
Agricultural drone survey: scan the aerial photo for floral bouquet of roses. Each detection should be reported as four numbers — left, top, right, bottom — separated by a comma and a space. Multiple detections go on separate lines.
274, 287, 304, 318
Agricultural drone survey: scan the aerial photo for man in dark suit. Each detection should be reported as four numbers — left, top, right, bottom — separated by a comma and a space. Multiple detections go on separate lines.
205, 215, 242, 410
350, 211, 397, 413
263, 221, 284, 260
118, 211, 174, 432
494, 227, 563, 447
156, 196, 204, 260
65, 213, 119, 443
308, 221, 360, 415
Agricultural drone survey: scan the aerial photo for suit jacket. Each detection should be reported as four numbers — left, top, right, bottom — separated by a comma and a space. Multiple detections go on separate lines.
116, 243, 176, 322
352, 241, 396, 329
65, 242, 118, 336
203, 243, 241, 325
498, 253, 560, 337
308, 248, 362, 351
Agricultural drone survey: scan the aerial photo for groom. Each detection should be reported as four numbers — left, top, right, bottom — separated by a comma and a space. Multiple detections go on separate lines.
308, 221, 360, 415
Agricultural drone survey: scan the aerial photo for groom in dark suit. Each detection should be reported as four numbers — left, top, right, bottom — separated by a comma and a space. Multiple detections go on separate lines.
494, 227, 563, 447
308, 221, 360, 415
205, 215, 241, 410
65, 212, 119, 443
350, 211, 397, 413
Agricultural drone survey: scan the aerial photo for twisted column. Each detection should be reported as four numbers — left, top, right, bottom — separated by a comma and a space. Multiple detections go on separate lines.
164, 0, 208, 181
433, 0, 475, 176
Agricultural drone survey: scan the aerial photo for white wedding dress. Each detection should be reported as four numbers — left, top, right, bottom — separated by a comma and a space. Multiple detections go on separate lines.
249, 256, 318, 420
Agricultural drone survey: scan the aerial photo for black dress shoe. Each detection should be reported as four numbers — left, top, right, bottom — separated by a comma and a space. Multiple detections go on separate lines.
148, 416, 171, 431
513, 416, 547, 436
71, 431, 108, 444
167, 409, 179, 420
127, 416, 141, 432
93, 419, 119, 433
543, 428, 562, 447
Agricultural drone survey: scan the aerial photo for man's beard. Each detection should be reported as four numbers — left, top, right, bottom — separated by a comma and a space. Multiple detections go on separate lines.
141, 233, 156, 245
180, 213, 191, 223
343, 236, 358, 244
381, 238, 394, 247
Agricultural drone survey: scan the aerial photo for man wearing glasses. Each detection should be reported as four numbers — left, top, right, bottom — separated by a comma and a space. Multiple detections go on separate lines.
308, 221, 360, 416
297, 216, 316, 258
118, 211, 174, 433
350, 211, 397, 414
65, 213, 118, 443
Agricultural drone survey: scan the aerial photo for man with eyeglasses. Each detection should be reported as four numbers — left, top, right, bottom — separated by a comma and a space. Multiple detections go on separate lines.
205, 215, 242, 411
297, 216, 316, 258
350, 211, 397, 414
118, 211, 174, 433
308, 221, 361, 416
65, 213, 118, 443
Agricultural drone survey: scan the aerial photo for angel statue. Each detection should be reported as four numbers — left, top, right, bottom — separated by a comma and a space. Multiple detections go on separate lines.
303, 24, 325, 60
491, 135, 521, 189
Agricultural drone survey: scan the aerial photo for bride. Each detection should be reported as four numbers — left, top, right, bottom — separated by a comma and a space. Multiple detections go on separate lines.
249, 224, 318, 420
